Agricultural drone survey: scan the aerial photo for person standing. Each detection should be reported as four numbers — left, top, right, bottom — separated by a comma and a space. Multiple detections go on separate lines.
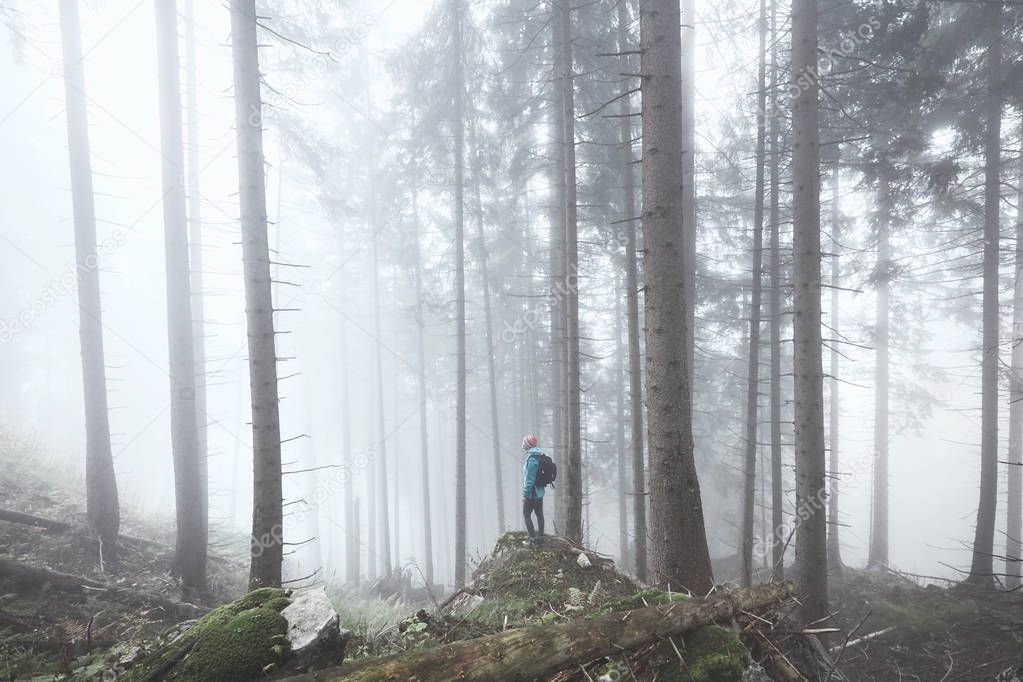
522, 435, 547, 547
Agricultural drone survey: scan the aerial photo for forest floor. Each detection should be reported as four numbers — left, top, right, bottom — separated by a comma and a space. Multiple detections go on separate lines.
0, 437, 1021, 680
828, 567, 1023, 681
0, 435, 248, 679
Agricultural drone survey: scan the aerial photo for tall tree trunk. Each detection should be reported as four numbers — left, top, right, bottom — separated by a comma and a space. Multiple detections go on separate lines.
452, 0, 468, 589
617, 0, 647, 584
548, 6, 568, 535
828, 159, 844, 576
614, 274, 629, 565
968, 5, 1003, 586
790, 0, 828, 623
183, 0, 209, 553
557, 0, 583, 544
469, 123, 506, 534
58, 0, 120, 562
341, 283, 355, 584
868, 178, 891, 569
1008, 118, 1023, 591
741, 0, 768, 589
371, 216, 392, 577
412, 173, 435, 588
155, 0, 206, 600
230, 0, 283, 590
681, 0, 696, 373
767, 0, 784, 580
640, 0, 713, 593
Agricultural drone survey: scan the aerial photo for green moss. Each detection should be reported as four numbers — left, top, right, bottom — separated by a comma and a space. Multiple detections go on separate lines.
122, 588, 290, 681
684, 625, 748, 682
593, 588, 689, 615
173, 607, 290, 681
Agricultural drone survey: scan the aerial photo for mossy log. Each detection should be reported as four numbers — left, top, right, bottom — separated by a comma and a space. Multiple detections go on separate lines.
0, 557, 206, 617
283, 581, 795, 682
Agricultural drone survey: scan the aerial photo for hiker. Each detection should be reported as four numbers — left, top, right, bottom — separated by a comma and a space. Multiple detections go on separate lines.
522, 434, 555, 547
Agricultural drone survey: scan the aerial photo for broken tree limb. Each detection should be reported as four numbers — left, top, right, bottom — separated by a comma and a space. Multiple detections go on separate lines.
0, 557, 207, 618
828, 625, 896, 653
282, 581, 796, 682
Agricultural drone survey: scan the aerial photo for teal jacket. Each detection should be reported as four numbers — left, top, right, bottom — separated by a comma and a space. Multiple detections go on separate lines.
523, 447, 546, 499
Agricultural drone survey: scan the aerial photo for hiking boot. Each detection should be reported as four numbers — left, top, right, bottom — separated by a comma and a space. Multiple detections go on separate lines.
531, 535, 544, 548
523, 533, 535, 547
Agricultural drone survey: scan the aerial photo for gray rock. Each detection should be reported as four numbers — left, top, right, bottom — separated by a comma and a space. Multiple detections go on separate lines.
282, 586, 348, 671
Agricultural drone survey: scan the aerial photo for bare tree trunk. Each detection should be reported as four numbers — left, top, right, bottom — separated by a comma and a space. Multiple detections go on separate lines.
614, 274, 629, 565
469, 122, 506, 534
411, 173, 435, 588
868, 178, 891, 570
557, 0, 583, 545
969, 5, 1003, 586
767, 0, 784, 581
155, 0, 206, 600
790, 0, 828, 623
371, 215, 392, 577
341, 286, 355, 584
183, 0, 209, 551
548, 5, 568, 535
640, 0, 713, 593
828, 158, 844, 576
1008, 118, 1023, 591
741, 0, 768, 589
230, 0, 283, 590
681, 0, 696, 374
452, 0, 468, 589
57, 0, 120, 562
617, 0, 647, 583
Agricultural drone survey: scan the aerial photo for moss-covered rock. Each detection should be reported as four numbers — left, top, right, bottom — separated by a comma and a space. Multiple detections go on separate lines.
173, 605, 290, 681
122, 587, 291, 681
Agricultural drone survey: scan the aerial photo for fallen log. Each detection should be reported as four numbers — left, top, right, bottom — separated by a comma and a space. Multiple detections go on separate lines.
0, 557, 207, 618
282, 581, 795, 682
0, 507, 238, 566
0, 508, 75, 532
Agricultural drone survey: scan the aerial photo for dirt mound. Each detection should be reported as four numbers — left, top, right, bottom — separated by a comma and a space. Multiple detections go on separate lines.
456, 532, 640, 627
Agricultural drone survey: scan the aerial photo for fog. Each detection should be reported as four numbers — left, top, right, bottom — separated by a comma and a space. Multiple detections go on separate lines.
0, 0, 1015, 593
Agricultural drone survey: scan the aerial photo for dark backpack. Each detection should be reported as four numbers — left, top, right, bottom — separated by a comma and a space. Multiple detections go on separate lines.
533, 453, 557, 488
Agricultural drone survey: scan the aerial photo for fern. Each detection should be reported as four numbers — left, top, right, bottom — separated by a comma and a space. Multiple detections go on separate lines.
566, 587, 587, 611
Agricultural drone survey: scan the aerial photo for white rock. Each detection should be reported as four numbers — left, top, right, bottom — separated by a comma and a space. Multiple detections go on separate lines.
282, 586, 347, 670
577, 552, 592, 569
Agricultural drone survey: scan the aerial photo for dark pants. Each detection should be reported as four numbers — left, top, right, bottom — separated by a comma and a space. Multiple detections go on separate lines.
523, 497, 544, 537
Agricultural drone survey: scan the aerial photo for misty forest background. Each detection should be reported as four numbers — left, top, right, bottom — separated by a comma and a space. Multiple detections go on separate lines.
0, 0, 1021, 619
